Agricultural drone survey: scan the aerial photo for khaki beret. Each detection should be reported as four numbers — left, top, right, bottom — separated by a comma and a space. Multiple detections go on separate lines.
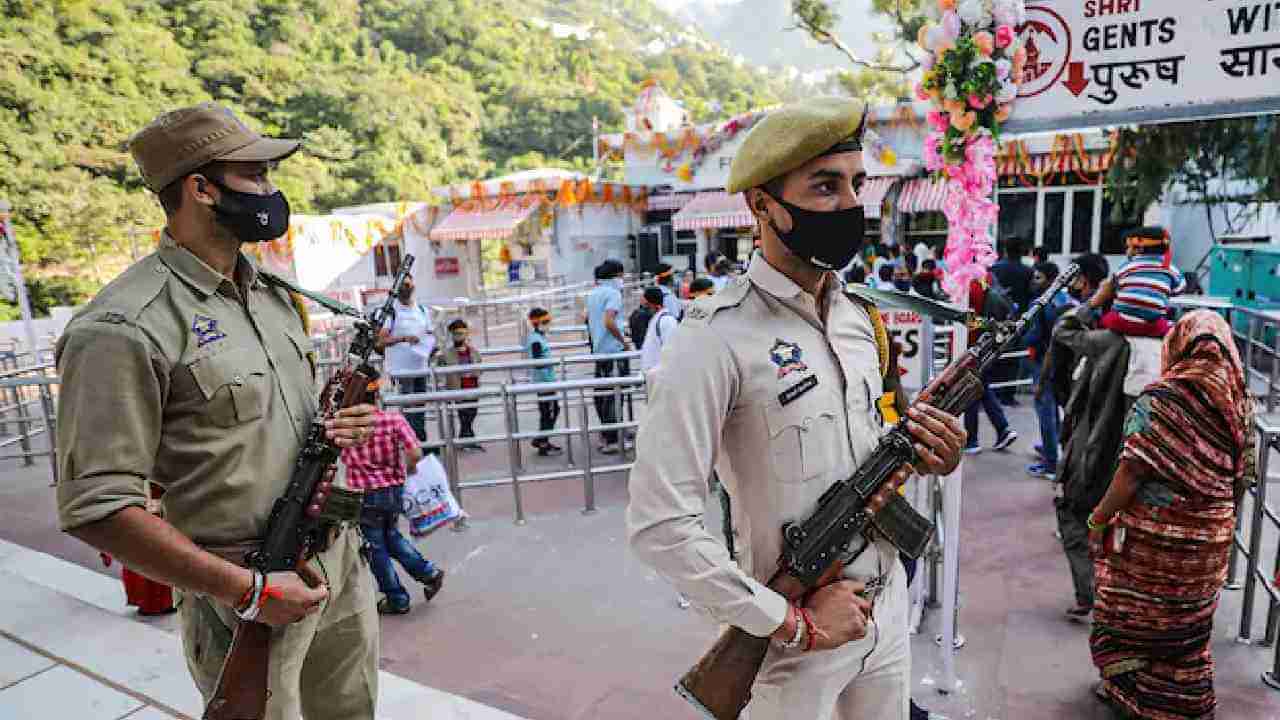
726, 97, 866, 194
128, 102, 301, 192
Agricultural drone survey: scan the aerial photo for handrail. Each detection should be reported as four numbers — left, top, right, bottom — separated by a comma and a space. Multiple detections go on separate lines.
1230, 413, 1280, 691
390, 351, 642, 380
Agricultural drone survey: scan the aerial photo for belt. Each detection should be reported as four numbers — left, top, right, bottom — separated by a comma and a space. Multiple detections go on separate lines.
201, 526, 346, 568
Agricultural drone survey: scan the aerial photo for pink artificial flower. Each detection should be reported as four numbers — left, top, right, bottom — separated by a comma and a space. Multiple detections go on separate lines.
942, 11, 962, 39
995, 25, 1015, 48
927, 110, 951, 133
967, 93, 993, 110
973, 31, 995, 57
916, 82, 932, 102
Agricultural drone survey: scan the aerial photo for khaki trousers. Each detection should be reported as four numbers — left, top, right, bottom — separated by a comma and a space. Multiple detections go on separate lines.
745, 557, 910, 720
178, 528, 379, 720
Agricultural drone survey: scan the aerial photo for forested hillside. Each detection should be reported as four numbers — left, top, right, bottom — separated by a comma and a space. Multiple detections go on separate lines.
0, 0, 783, 312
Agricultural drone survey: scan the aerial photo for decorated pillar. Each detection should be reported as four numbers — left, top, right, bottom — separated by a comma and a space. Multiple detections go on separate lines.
915, 0, 1028, 301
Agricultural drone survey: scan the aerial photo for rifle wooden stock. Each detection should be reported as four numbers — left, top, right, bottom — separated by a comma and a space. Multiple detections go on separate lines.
204, 620, 271, 720
677, 564, 844, 720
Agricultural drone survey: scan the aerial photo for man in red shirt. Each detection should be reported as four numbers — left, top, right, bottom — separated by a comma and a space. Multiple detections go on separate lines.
342, 386, 444, 614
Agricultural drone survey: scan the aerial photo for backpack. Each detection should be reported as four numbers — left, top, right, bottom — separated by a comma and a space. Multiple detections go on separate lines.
628, 305, 656, 350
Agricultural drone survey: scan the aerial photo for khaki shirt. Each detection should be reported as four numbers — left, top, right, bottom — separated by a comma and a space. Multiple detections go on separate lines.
627, 254, 895, 643
56, 233, 319, 545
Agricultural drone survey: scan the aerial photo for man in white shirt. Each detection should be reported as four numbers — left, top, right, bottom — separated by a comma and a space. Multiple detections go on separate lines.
378, 273, 434, 441
639, 287, 678, 376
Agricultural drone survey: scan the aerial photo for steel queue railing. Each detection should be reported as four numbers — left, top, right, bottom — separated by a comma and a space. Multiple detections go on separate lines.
382, 373, 647, 526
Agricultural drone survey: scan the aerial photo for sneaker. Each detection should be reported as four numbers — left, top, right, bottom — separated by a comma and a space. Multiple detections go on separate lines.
378, 597, 411, 615
991, 429, 1019, 452
963, 443, 983, 455
1065, 604, 1092, 624
676, 594, 691, 610
537, 445, 563, 457
599, 443, 621, 455
1027, 462, 1056, 480
545, 442, 563, 452
422, 568, 445, 603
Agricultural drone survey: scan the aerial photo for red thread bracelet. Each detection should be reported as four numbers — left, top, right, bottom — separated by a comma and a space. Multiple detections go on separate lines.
800, 607, 818, 652
258, 584, 284, 608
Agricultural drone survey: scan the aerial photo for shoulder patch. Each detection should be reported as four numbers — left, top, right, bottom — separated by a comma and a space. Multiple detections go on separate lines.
72, 255, 169, 327
680, 277, 752, 327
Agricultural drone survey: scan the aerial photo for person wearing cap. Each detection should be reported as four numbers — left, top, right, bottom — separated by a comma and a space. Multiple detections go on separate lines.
626, 97, 965, 720
54, 103, 381, 720
653, 262, 683, 317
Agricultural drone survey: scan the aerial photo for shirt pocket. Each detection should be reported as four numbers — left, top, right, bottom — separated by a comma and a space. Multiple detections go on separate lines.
764, 400, 841, 484
187, 347, 269, 428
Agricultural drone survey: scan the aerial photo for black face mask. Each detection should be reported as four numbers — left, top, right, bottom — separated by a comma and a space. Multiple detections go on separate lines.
208, 179, 291, 243
765, 192, 865, 271
893, 279, 912, 292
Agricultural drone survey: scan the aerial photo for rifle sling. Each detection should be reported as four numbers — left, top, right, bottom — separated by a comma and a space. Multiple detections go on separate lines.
259, 271, 364, 320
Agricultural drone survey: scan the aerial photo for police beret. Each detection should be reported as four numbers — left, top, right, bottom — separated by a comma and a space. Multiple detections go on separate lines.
726, 97, 866, 194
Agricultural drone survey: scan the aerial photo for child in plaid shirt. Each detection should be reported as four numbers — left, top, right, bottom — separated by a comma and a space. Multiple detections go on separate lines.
342, 384, 444, 614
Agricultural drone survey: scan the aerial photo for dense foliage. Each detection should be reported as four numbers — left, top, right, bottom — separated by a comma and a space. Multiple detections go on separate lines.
0, 0, 781, 311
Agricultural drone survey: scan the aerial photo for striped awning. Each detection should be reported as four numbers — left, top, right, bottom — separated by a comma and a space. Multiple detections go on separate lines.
860, 177, 897, 219
897, 178, 951, 214
647, 193, 694, 212
671, 191, 754, 231
429, 198, 542, 242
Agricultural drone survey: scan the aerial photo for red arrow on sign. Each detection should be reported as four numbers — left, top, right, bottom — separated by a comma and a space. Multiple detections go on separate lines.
1063, 61, 1089, 97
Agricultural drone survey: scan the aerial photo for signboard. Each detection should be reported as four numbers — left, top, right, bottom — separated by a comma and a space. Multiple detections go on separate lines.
434, 257, 460, 276
1006, 1, 1280, 133
881, 310, 927, 391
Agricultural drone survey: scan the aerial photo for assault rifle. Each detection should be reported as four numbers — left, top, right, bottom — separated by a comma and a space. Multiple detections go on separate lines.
204, 256, 416, 720
675, 264, 1081, 720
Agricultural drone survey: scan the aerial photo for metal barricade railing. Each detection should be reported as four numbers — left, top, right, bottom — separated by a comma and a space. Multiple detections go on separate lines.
383, 374, 647, 526
0, 369, 60, 482
391, 350, 641, 393
1230, 412, 1280, 690
1171, 297, 1280, 411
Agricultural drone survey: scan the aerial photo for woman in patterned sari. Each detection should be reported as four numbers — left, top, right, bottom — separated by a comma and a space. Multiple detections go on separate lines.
1086, 310, 1256, 719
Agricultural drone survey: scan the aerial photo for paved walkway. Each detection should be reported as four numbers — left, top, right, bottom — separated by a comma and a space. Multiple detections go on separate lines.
0, 538, 526, 719
3, 399, 1280, 718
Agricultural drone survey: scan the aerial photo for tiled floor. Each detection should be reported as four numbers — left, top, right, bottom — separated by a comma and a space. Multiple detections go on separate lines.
0, 541, 526, 720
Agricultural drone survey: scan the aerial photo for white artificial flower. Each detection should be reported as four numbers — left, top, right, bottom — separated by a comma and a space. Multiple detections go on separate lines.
945, 82, 959, 100
958, 0, 992, 27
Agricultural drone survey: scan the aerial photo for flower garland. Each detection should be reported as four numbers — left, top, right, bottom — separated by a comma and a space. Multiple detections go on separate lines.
599, 110, 767, 181
915, 0, 1027, 302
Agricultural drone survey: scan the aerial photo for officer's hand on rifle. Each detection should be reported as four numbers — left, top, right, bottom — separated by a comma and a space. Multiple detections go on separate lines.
256, 565, 329, 627
325, 404, 377, 447
905, 405, 966, 476
803, 580, 872, 651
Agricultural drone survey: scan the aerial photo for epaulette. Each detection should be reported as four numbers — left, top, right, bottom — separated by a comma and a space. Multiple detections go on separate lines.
681, 276, 751, 326
842, 288, 890, 382
78, 255, 170, 327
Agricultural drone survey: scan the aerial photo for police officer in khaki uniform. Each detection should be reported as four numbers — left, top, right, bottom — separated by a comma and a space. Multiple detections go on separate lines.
627, 98, 966, 720
55, 103, 382, 720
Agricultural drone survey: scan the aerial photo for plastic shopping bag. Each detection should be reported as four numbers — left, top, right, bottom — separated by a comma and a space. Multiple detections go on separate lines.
404, 454, 463, 536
